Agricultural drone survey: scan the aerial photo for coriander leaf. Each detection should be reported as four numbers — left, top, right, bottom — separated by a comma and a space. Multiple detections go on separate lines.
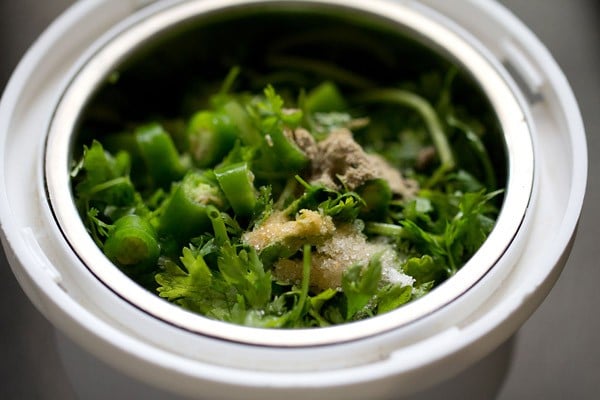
319, 191, 365, 221
376, 284, 412, 314
401, 196, 435, 229
342, 252, 383, 320
73, 140, 136, 209
310, 112, 355, 138
237, 294, 298, 328
229, 246, 314, 328
445, 170, 486, 193
155, 247, 235, 318
444, 189, 501, 268
254, 85, 303, 127
411, 281, 435, 300
286, 177, 364, 221
250, 185, 274, 228
308, 288, 338, 327
86, 208, 112, 247
257, 85, 284, 117
401, 219, 447, 259
447, 114, 496, 190
217, 242, 272, 309
403, 255, 446, 286
356, 178, 392, 220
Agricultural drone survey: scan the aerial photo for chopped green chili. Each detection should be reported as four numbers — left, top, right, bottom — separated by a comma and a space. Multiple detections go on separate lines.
103, 215, 160, 270
214, 162, 257, 218
135, 123, 185, 189
187, 110, 238, 168
158, 172, 226, 244
304, 81, 348, 113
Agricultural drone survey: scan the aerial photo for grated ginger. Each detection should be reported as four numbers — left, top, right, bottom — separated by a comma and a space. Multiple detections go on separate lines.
243, 209, 335, 252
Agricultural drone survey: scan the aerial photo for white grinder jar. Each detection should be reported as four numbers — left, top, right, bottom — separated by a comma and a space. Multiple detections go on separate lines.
0, 1, 586, 399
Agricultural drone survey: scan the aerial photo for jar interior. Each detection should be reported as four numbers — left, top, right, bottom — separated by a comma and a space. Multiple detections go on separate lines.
75, 6, 507, 188
59, 2, 514, 342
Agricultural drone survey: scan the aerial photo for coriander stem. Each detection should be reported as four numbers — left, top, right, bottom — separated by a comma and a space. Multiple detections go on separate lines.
267, 55, 375, 89
218, 66, 241, 96
274, 177, 298, 210
207, 205, 229, 246
356, 89, 455, 172
288, 244, 312, 324
86, 177, 131, 197
447, 115, 497, 189
297, 244, 312, 317
300, 244, 311, 304
365, 222, 404, 238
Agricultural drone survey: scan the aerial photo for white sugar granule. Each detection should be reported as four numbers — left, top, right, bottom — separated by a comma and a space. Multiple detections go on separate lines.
273, 222, 414, 292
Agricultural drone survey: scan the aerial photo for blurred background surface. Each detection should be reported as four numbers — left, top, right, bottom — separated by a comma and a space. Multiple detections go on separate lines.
1, 0, 598, 398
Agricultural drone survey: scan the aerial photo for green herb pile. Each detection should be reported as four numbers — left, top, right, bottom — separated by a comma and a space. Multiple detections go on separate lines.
71, 67, 502, 328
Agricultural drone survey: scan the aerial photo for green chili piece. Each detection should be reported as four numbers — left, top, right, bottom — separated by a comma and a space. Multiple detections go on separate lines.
304, 81, 347, 113
214, 162, 257, 217
187, 110, 237, 168
158, 172, 226, 244
101, 133, 147, 180
135, 123, 185, 189
264, 124, 309, 173
102, 132, 139, 158
103, 214, 160, 270
222, 100, 261, 145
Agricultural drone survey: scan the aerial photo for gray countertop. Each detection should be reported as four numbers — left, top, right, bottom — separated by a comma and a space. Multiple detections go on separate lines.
1, 1, 598, 399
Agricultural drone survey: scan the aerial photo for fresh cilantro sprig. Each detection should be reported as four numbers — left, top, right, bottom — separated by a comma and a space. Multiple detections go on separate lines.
286, 176, 365, 222
342, 253, 383, 319
400, 189, 502, 276
71, 140, 141, 244
156, 246, 237, 319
